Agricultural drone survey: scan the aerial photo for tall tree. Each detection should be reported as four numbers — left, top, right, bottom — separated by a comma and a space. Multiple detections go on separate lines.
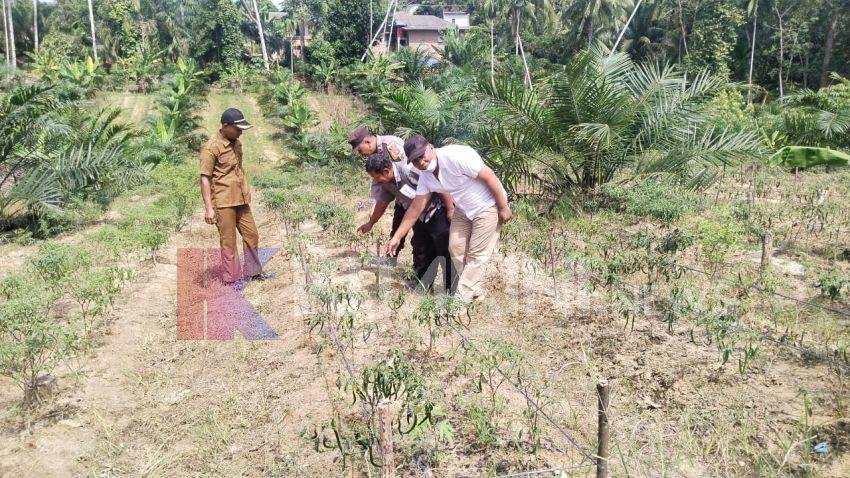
1, 0, 8, 65
324, 0, 370, 65
31, 0, 36, 51
250, 0, 269, 71
564, 0, 633, 47
87, 0, 98, 62
5, 0, 15, 69
746, 0, 757, 103
819, 1, 845, 87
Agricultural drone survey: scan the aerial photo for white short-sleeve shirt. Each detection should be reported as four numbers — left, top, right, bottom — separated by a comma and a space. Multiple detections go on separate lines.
415, 145, 505, 220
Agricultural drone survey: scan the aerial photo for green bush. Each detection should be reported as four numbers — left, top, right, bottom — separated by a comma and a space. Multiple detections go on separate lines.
0, 282, 78, 403
28, 243, 92, 290
694, 218, 744, 274
601, 180, 697, 224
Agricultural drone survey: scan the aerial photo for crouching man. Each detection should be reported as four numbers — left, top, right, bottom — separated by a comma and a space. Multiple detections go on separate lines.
358, 149, 457, 291
349, 125, 411, 263
386, 135, 512, 301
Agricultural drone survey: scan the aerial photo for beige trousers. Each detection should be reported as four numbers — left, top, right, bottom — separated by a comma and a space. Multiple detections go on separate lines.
448, 206, 501, 301
216, 204, 261, 282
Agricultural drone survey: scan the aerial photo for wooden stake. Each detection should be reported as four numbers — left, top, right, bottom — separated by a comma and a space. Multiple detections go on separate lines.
596, 379, 610, 478
760, 232, 773, 271
378, 400, 395, 478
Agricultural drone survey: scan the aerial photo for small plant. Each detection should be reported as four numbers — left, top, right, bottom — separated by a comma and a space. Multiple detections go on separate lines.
137, 225, 168, 262
815, 272, 848, 301
695, 219, 743, 275
387, 289, 406, 321
0, 286, 78, 403
308, 350, 435, 470
413, 294, 467, 355
28, 243, 92, 292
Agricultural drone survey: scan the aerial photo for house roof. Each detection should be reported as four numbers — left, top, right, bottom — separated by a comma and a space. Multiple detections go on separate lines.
393, 12, 454, 31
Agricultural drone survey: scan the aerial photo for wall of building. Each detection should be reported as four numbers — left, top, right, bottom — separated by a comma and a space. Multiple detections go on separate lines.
407, 30, 442, 52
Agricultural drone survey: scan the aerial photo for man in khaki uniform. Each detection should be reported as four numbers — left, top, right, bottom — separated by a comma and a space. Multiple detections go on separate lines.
200, 108, 263, 285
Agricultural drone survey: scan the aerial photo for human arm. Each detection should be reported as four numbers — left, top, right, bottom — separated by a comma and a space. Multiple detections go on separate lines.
477, 166, 512, 223
358, 200, 391, 233
385, 193, 431, 255
439, 192, 454, 221
200, 175, 216, 224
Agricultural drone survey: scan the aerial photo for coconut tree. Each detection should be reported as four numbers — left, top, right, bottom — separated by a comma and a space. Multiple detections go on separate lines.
564, 0, 634, 47
482, 0, 555, 87
248, 0, 269, 72
475, 48, 761, 203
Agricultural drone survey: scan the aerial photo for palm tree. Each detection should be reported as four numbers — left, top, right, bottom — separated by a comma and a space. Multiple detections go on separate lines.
482, 0, 555, 87
564, 0, 634, 47
86, 0, 98, 63
373, 81, 483, 146
475, 49, 761, 203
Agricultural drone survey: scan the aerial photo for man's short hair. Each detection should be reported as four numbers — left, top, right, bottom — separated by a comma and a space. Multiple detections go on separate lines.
365, 150, 393, 174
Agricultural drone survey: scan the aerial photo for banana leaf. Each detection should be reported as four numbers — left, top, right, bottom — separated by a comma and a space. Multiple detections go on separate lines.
768, 146, 850, 169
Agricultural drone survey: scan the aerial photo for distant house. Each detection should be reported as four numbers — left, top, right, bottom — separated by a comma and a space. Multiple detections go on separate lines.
381, 12, 456, 54
441, 10, 471, 30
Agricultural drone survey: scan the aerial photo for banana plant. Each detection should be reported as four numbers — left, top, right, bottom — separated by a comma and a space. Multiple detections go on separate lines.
26, 49, 62, 82
59, 56, 104, 91
768, 146, 850, 170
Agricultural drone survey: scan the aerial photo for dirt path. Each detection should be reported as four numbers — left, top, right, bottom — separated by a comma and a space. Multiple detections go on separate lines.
0, 92, 337, 476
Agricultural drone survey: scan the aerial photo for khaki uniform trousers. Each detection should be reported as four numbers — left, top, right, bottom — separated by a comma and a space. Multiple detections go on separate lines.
448, 206, 501, 301
216, 204, 261, 282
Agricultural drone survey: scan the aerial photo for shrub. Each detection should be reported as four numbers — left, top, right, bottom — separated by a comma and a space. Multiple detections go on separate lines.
0, 283, 78, 403
694, 219, 744, 274
601, 180, 697, 224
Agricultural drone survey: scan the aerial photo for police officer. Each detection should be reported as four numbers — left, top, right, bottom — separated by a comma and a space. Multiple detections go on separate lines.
200, 108, 264, 285
359, 149, 456, 291
349, 125, 409, 262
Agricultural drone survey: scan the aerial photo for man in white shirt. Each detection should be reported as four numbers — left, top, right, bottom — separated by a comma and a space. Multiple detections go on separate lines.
385, 135, 512, 301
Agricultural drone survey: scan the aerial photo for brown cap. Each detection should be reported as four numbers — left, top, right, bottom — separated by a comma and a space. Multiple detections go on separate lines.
348, 125, 371, 148
404, 134, 430, 163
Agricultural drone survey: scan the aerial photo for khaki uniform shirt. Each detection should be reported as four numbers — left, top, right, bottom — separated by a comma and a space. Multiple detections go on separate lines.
199, 132, 250, 208
371, 161, 442, 222
377, 135, 406, 162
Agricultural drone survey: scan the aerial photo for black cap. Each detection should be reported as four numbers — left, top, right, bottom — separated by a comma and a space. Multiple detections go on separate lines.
220, 108, 252, 130
348, 125, 371, 148
404, 134, 429, 163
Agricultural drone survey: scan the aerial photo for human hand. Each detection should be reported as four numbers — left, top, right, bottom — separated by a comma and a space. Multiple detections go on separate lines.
497, 205, 513, 224
357, 222, 374, 234
385, 236, 401, 256
204, 207, 217, 225
445, 207, 454, 222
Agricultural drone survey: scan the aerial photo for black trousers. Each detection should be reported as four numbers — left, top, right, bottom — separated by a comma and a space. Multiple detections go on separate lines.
389, 203, 407, 257
389, 204, 455, 291
411, 208, 456, 292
